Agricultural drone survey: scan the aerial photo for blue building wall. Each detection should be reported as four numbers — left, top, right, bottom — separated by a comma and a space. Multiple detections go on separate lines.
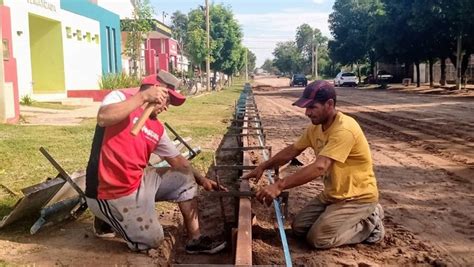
60, 0, 122, 74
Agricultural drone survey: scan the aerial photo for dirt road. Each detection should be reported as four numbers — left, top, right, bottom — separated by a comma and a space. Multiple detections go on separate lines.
249, 77, 473, 265
0, 77, 472, 265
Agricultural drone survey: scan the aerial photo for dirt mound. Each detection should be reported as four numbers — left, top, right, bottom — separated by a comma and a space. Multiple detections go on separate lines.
252, 84, 276, 91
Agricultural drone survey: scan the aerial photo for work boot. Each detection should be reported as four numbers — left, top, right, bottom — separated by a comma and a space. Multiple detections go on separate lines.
365, 204, 385, 243
93, 217, 116, 238
185, 236, 226, 254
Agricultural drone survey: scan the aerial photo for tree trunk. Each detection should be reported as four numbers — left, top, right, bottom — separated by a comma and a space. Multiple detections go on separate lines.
198, 65, 202, 84
455, 33, 462, 90
404, 61, 410, 79
213, 70, 217, 91
440, 57, 446, 86
415, 62, 420, 87
356, 62, 361, 83
461, 52, 471, 86
429, 58, 434, 88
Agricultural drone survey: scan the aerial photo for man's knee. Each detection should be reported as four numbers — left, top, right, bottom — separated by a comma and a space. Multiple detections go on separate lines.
306, 223, 338, 249
306, 234, 337, 249
291, 217, 309, 238
127, 224, 165, 251
158, 170, 197, 202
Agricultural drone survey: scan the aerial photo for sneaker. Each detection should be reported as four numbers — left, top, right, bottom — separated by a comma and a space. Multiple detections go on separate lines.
365, 204, 385, 243
374, 203, 385, 219
185, 236, 226, 254
93, 217, 116, 238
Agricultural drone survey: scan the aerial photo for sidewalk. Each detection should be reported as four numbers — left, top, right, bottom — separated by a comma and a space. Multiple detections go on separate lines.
19, 102, 101, 126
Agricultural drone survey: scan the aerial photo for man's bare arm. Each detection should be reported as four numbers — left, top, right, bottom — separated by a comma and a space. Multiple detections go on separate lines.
242, 144, 305, 180
277, 155, 333, 190
97, 87, 168, 127
97, 93, 147, 127
255, 155, 333, 204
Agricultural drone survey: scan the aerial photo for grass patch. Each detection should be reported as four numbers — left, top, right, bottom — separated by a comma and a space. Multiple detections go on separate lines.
27, 101, 81, 110
0, 80, 244, 217
27, 102, 81, 110
0, 259, 14, 267
99, 72, 140, 90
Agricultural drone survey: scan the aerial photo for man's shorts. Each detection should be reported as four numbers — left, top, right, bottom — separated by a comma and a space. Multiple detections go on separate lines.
86, 167, 198, 251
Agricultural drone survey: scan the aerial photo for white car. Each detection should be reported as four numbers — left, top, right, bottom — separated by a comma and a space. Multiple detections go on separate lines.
334, 72, 358, 87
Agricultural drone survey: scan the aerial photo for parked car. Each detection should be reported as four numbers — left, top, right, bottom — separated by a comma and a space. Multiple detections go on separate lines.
290, 74, 308, 87
376, 70, 393, 81
363, 70, 393, 84
334, 72, 358, 87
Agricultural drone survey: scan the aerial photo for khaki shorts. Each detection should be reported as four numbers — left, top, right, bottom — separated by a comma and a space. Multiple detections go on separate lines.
292, 197, 380, 249
86, 167, 198, 251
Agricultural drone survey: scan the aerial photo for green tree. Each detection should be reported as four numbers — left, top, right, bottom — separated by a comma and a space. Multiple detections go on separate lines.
296, 23, 314, 72
170, 11, 189, 78
121, 0, 154, 77
183, 4, 244, 84
184, 8, 208, 78
261, 59, 274, 73
329, 0, 384, 80
273, 41, 303, 75
209, 4, 244, 80
295, 24, 329, 76
170, 11, 188, 47
438, 0, 474, 88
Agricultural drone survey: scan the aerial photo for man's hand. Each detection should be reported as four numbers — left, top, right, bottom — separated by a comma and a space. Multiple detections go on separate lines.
256, 182, 283, 206
141, 85, 169, 106
199, 177, 228, 192
241, 165, 265, 181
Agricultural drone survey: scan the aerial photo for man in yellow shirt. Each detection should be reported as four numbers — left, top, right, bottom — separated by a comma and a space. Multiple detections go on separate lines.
243, 80, 384, 249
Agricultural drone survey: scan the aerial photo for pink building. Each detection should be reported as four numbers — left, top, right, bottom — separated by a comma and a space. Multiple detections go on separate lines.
1, 4, 19, 123
144, 20, 178, 74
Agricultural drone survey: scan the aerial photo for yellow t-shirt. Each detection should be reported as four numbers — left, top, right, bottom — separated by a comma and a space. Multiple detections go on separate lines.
294, 112, 378, 203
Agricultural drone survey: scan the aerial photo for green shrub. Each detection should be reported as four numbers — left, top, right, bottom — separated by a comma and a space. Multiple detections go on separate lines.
99, 72, 140, 90
20, 94, 35, 106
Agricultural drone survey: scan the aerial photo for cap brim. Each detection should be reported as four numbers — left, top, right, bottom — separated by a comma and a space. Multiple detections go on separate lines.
168, 89, 186, 106
292, 98, 313, 108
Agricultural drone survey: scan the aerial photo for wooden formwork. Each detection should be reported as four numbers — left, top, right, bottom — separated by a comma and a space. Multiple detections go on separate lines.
235, 85, 255, 266
232, 84, 292, 267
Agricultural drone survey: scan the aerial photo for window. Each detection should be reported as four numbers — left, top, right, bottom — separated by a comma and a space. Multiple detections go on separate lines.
86, 32, 91, 42
66, 27, 72, 38
76, 30, 82, 41
2, 39, 9, 60
112, 28, 117, 72
106, 26, 112, 72
94, 34, 99, 44
342, 73, 356, 77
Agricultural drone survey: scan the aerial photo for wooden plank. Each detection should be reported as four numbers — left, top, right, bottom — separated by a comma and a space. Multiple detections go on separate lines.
227, 126, 263, 130
221, 146, 270, 151
224, 133, 263, 137
213, 165, 257, 170
235, 84, 255, 266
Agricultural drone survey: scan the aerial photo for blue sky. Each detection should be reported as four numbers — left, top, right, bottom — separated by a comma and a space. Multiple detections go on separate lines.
100, 0, 336, 66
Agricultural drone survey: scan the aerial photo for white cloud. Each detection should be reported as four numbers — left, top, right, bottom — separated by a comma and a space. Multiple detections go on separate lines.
313, 0, 326, 4
236, 11, 330, 66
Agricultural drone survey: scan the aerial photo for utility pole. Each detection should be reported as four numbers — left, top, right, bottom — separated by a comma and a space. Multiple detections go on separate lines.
314, 42, 319, 80
455, 33, 462, 90
245, 49, 248, 82
162, 11, 168, 24
311, 42, 314, 78
205, 0, 211, 91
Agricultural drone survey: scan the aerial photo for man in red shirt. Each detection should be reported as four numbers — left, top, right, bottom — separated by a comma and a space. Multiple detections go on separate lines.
85, 72, 226, 254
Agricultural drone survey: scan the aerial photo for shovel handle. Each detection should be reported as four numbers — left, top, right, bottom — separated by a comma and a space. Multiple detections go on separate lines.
131, 103, 155, 136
